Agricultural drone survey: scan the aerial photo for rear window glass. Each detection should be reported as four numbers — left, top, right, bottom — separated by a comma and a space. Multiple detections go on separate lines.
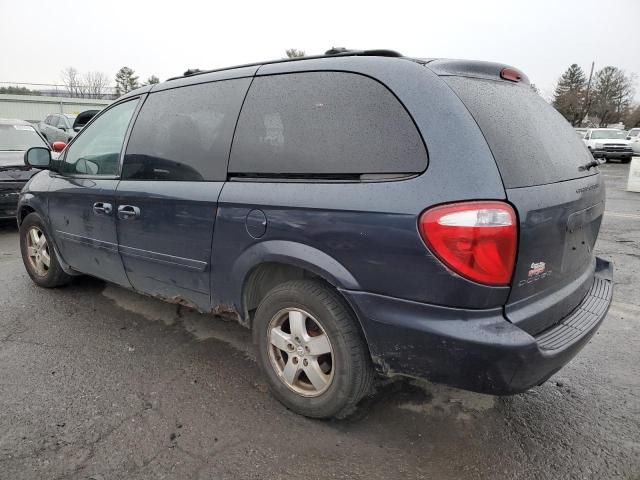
229, 72, 427, 176
444, 77, 594, 188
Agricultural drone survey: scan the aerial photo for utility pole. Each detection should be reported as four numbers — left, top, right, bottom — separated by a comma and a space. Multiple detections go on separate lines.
581, 61, 595, 126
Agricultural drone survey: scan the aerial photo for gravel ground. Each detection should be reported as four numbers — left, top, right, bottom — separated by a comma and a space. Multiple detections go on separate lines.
0, 161, 638, 480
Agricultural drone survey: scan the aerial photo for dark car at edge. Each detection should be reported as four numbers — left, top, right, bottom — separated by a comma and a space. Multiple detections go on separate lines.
17, 50, 613, 419
0, 118, 54, 220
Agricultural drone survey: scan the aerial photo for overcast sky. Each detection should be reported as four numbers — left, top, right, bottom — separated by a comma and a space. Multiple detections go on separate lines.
1, 0, 639, 100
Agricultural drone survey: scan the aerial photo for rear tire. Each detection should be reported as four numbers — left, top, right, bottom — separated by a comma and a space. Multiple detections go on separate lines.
254, 280, 374, 419
20, 212, 71, 288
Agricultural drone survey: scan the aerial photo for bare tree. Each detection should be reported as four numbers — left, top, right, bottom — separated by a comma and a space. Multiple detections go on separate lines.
61, 67, 84, 97
624, 104, 640, 129
285, 48, 305, 58
591, 67, 635, 126
83, 71, 110, 98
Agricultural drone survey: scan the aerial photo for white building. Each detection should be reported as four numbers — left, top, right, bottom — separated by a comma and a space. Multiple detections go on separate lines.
0, 94, 112, 123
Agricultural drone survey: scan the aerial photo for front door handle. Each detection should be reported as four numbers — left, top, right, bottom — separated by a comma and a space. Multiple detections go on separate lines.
118, 205, 141, 220
93, 202, 113, 215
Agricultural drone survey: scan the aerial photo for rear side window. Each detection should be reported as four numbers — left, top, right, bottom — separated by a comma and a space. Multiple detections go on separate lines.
229, 72, 427, 176
444, 77, 594, 188
123, 78, 251, 181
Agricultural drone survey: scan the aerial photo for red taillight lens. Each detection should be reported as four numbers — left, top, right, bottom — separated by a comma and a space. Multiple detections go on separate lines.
418, 201, 517, 286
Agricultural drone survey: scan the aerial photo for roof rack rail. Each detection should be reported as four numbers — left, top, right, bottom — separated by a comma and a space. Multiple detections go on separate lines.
166, 48, 404, 82
324, 47, 402, 57
325, 47, 352, 55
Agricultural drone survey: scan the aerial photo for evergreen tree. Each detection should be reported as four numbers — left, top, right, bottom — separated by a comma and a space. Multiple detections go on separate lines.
143, 75, 160, 86
285, 48, 305, 58
552, 64, 587, 126
115, 67, 140, 96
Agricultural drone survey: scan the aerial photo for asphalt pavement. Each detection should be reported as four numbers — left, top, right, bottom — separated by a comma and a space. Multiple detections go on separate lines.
0, 161, 638, 480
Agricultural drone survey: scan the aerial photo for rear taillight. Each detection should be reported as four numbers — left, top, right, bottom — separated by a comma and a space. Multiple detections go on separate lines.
418, 201, 517, 286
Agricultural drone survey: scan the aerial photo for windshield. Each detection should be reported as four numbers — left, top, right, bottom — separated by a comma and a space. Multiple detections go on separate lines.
0, 124, 48, 151
591, 130, 627, 140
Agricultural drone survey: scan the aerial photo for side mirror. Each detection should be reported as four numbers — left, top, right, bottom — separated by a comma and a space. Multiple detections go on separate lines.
52, 141, 67, 152
626, 136, 632, 140
24, 147, 52, 169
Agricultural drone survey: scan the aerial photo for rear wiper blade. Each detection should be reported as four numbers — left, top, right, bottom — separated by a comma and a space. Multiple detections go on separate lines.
579, 159, 604, 171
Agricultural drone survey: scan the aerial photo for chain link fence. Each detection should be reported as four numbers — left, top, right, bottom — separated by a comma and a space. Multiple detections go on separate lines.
0, 82, 119, 100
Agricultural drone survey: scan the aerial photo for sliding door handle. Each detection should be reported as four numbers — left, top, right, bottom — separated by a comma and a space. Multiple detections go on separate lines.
93, 202, 113, 215
117, 205, 140, 220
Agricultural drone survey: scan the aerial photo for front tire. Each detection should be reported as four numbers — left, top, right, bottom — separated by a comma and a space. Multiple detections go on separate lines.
20, 212, 71, 288
254, 280, 374, 419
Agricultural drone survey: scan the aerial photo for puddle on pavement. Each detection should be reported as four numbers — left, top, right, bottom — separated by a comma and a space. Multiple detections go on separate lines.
399, 379, 496, 417
101, 285, 254, 359
102, 284, 495, 416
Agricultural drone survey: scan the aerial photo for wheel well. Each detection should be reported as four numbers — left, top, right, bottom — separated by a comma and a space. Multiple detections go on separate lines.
242, 262, 375, 366
18, 206, 35, 225
243, 263, 318, 320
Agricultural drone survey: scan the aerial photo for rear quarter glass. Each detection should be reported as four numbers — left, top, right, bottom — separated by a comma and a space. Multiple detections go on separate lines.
229, 71, 427, 175
444, 77, 595, 188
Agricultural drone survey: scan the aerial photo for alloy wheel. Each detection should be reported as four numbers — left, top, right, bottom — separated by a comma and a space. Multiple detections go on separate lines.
267, 308, 335, 397
26, 227, 50, 277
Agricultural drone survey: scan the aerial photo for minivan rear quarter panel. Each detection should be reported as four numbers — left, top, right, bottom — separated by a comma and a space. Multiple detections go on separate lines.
212, 57, 512, 316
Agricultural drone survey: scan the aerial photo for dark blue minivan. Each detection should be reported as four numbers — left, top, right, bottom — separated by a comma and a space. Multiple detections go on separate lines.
19, 50, 613, 418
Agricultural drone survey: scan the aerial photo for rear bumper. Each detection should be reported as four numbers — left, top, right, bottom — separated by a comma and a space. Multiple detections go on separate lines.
342, 257, 613, 395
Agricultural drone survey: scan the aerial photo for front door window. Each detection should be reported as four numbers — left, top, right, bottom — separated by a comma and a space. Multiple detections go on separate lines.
62, 99, 139, 176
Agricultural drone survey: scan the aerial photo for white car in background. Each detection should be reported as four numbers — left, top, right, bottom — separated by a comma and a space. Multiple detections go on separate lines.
582, 128, 634, 163
626, 128, 640, 154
